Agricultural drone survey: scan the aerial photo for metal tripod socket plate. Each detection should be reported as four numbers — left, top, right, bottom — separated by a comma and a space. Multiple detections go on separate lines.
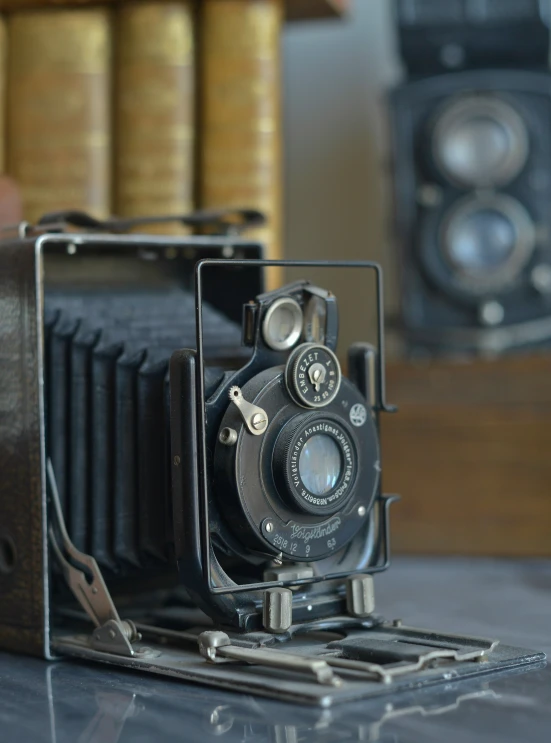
263, 587, 293, 633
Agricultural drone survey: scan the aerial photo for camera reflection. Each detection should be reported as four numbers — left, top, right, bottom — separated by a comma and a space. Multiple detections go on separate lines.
39, 660, 512, 743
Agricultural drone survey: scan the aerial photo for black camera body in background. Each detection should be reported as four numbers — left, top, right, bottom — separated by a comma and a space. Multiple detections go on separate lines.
395, 0, 550, 76
390, 0, 551, 353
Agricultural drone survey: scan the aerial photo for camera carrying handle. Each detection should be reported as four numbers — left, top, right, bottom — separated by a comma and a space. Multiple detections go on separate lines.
0, 207, 266, 239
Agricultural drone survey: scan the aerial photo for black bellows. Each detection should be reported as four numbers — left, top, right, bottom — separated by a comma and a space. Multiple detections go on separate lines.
44, 289, 244, 573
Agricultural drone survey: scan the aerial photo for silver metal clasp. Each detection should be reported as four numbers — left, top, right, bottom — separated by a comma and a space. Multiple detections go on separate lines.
197, 631, 343, 687
228, 385, 269, 435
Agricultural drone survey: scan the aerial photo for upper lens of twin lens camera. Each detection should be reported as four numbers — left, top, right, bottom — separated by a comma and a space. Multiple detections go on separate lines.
432, 95, 529, 188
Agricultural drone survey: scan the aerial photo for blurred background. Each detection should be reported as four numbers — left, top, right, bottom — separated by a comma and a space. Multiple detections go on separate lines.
287, 0, 551, 559
1, 0, 550, 556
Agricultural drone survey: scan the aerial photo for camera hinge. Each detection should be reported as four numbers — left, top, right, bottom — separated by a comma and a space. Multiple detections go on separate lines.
46, 459, 141, 657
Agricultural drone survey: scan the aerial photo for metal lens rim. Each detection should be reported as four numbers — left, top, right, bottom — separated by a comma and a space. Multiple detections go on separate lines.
432, 95, 529, 188
299, 434, 342, 496
439, 192, 536, 294
281, 414, 358, 517
262, 296, 304, 351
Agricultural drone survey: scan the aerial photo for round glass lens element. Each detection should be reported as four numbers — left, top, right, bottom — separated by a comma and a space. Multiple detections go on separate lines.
439, 117, 510, 185
272, 306, 296, 342
262, 297, 303, 351
298, 434, 342, 495
434, 193, 537, 296
432, 96, 529, 188
447, 208, 516, 273
304, 295, 327, 344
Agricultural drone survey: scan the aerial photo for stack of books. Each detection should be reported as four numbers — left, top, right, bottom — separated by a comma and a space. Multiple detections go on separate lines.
0, 0, 346, 259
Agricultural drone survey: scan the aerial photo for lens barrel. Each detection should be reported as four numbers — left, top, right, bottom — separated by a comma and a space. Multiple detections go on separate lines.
214, 370, 380, 563
273, 413, 358, 517
432, 95, 529, 189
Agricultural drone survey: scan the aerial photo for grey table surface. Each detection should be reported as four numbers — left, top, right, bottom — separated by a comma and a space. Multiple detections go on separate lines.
1, 557, 549, 743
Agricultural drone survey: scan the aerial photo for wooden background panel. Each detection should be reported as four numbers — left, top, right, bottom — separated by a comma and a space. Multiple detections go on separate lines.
381, 355, 551, 556
383, 354, 551, 406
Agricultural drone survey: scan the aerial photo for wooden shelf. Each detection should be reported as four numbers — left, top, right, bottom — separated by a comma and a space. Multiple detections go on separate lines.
381, 353, 551, 556
0, 0, 349, 21
285, 0, 348, 21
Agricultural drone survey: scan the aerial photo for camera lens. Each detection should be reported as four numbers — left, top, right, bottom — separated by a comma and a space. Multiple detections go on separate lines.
438, 117, 511, 186
298, 434, 342, 495
438, 193, 536, 293
432, 96, 528, 188
262, 297, 303, 351
274, 414, 357, 517
215, 371, 381, 564
447, 208, 515, 273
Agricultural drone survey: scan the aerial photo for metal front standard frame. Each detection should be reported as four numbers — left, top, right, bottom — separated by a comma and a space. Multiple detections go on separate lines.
194, 259, 398, 596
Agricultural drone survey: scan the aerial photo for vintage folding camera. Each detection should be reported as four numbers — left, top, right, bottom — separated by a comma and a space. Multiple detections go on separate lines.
0, 211, 544, 705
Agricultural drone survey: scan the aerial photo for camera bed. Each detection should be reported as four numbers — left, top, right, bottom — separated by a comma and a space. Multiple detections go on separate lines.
52, 625, 544, 707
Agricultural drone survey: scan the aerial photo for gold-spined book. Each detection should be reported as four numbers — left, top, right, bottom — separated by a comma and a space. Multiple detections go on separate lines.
7, 8, 112, 221
114, 2, 195, 230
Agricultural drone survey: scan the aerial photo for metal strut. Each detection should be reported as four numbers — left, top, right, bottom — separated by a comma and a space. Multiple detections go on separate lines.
46, 459, 141, 657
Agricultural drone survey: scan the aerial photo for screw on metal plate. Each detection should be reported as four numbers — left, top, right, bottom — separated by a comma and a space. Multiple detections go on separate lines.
219, 427, 238, 446
479, 300, 504, 327
229, 385, 268, 435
